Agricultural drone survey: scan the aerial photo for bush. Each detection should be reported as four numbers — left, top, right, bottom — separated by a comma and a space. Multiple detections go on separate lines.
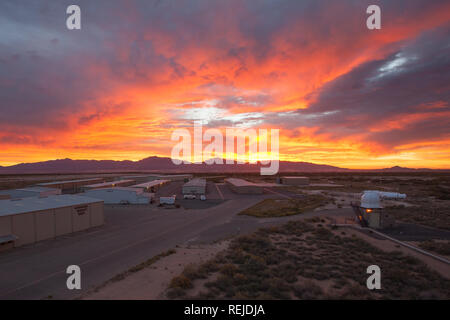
169, 275, 192, 290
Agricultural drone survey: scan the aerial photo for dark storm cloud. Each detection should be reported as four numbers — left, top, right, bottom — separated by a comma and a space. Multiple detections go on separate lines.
0, 0, 449, 149
274, 26, 450, 149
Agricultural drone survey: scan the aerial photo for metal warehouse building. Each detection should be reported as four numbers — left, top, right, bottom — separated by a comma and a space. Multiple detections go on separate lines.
0, 186, 61, 200
132, 180, 170, 192
182, 178, 206, 195
225, 178, 263, 194
120, 175, 156, 184
84, 187, 153, 204
36, 178, 104, 193
281, 176, 310, 186
82, 179, 136, 191
0, 195, 104, 248
149, 174, 193, 182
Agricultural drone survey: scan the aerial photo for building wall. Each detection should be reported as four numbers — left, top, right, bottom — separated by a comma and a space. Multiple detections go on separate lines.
1, 201, 104, 248
35, 210, 55, 241
182, 186, 206, 195
0, 216, 12, 237
72, 205, 91, 232
281, 177, 309, 186
367, 210, 395, 229
55, 207, 72, 236
12, 213, 36, 247
90, 203, 104, 227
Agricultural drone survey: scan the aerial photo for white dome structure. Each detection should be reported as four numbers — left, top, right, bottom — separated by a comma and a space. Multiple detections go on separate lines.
361, 191, 382, 209
360, 190, 406, 209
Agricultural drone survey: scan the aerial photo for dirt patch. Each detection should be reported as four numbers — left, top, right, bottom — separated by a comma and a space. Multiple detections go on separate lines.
82, 242, 229, 300
239, 195, 330, 217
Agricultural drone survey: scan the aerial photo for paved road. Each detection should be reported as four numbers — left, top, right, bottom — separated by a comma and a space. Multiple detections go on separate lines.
0, 184, 351, 300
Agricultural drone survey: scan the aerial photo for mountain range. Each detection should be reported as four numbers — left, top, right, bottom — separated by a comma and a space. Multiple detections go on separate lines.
0, 157, 444, 174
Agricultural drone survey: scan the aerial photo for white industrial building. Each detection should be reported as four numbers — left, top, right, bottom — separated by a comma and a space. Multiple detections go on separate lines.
83, 187, 153, 204
121, 175, 156, 183
280, 176, 310, 186
225, 178, 264, 194
132, 179, 170, 192
0, 195, 104, 249
148, 174, 193, 182
0, 186, 61, 200
182, 178, 206, 195
160, 195, 176, 205
36, 178, 104, 193
82, 179, 136, 191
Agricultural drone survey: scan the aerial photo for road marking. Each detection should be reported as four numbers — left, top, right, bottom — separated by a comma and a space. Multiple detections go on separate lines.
263, 188, 292, 199
215, 183, 224, 200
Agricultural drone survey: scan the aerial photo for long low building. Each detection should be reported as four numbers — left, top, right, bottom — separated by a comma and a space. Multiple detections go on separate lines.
225, 178, 264, 194
120, 175, 156, 184
182, 178, 206, 195
280, 176, 310, 186
146, 174, 193, 182
82, 179, 136, 191
83, 187, 153, 204
0, 195, 104, 248
131, 179, 170, 192
36, 178, 104, 193
0, 186, 61, 200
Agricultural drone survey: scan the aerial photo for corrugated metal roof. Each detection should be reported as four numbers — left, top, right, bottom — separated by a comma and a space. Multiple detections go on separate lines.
18, 186, 60, 192
282, 176, 309, 179
37, 178, 102, 186
0, 195, 103, 217
132, 179, 170, 188
0, 186, 60, 200
183, 178, 206, 187
83, 179, 135, 188
84, 187, 143, 194
0, 189, 37, 199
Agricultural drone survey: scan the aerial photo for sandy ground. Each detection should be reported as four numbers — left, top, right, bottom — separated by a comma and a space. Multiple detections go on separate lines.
82, 241, 229, 300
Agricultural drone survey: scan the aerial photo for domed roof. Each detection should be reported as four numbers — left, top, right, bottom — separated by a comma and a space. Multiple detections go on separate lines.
361, 191, 382, 209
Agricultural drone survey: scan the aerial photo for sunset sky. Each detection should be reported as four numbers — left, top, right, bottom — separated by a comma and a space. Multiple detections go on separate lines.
0, 0, 449, 169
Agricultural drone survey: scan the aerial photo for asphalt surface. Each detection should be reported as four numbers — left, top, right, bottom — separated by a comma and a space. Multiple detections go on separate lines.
0, 183, 351, 300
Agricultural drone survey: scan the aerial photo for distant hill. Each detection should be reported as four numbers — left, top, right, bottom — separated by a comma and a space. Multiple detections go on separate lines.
0, 157, 348, 174
0, 157, 446, 174
376, 166, 434, 172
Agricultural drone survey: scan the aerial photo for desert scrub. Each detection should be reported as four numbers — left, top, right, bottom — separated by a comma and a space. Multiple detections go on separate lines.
387, 205, 450, 230
239, 195, 329, 217
169, 274, 192, 290
418, 240, 450, 256
166, 221, 450, 299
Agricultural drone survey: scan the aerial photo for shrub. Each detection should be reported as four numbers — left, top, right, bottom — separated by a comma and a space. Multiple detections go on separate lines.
169, 275, 192, 290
